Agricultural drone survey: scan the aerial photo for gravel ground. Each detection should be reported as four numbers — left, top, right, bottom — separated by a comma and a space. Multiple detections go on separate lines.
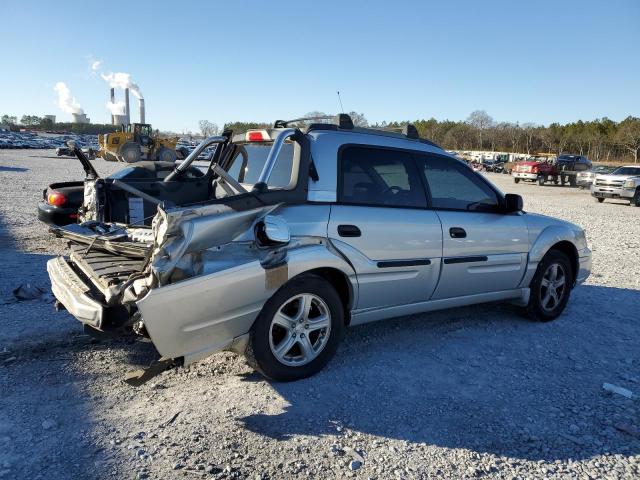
0, 150, 638, 479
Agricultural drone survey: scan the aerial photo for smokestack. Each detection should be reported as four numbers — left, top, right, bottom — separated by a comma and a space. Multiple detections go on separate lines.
139, 98, 145, 124
110, 88, 115, 125
124, 88, 130, 125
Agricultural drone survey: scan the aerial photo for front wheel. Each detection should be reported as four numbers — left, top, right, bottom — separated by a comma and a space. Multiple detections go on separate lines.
537, 176, 545, 186
596, 197, 605, 203
514, 178, 520, 184
524, 250, 572, 322
632, 188, 640, 207
245, 275, 345, 381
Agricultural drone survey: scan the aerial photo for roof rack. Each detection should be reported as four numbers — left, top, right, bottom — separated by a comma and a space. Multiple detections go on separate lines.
272, 114, 437, 146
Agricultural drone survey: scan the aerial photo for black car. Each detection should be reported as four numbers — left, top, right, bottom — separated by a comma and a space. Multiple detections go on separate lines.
38, 151, 205, 226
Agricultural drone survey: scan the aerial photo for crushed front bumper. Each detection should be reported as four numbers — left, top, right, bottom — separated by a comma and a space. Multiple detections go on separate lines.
47, 256, 104, 328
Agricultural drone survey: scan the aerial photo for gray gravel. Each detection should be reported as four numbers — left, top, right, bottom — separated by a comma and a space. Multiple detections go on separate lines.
0, 150, 639, 479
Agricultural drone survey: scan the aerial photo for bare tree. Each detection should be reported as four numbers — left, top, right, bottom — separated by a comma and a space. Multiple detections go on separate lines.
522, 123, 537, 155
347, 111, 369, 127
198, 120, 219, 137
615, 117, 640, 163
466, 110, 494, 149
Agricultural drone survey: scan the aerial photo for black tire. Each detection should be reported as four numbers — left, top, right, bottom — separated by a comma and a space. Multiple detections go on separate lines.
537, 176, 545, 186
514, 178, 520, 184
523, 250, 573, 322
119, 143, 141, 163
596, 197, 605, 203
245, 274, 345, 381
569, 176, 577, 187
157, 147, 177, 163
560, 176, 566, 186
632, 188, 640, 207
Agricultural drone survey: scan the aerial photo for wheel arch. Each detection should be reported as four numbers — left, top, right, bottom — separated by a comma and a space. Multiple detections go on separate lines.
295, 267, 354, 325
524, 225, 582, 288
547, 240, 578, 285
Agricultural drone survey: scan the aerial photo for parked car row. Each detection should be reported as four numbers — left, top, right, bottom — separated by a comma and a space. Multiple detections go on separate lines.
0, 130, 98, 151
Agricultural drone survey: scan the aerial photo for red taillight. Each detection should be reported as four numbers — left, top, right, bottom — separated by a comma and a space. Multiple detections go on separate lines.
246, 130, 271, 142
247, 131, 265, 142
47, 191, 67, 206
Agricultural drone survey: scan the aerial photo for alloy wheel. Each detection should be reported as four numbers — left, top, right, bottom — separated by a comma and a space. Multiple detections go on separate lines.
269, 293, 332, 367
540, 263, 567, 312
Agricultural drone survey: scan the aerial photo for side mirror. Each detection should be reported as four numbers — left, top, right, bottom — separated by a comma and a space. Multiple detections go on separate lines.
504, 193, 523, 213
255, 215, 290, 245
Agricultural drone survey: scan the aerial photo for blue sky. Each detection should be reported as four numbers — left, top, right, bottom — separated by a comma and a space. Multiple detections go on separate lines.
2, 0, 638, 132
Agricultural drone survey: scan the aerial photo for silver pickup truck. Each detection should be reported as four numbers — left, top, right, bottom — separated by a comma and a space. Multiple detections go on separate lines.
591, 165, 640, 206
47, 115, 591, 381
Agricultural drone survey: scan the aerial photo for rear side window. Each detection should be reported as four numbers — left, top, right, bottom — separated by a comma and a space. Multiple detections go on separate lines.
417, 155, 499, 212
227, 144, 295, 189
339, 147, 427, 208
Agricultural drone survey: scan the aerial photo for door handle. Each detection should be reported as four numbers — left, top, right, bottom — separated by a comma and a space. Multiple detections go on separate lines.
449, 227, 467, 238
337, 225, 361, 237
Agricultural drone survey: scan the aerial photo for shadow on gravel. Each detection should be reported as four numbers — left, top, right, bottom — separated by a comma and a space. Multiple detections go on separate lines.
0, 210, 149, 479
239, 286, 640, 462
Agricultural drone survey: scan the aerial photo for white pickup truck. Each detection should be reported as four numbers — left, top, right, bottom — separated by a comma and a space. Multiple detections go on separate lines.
591, 165, 640, 206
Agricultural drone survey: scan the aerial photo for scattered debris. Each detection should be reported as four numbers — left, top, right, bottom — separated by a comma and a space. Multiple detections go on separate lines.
558, 433, 583, 445
41, 419, 57, 430
160, 411, 181, 429
124, 357, 177, 387
12, 283, 45, 301
349, 460, 362, 471
614, 423, 640, 438
602, 383, 634, 399
344, 446, 365, 464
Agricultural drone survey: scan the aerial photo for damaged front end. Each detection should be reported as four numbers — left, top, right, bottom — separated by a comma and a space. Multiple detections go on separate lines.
47, 128, 350, 365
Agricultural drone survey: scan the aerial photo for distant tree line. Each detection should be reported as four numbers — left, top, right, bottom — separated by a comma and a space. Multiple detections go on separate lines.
381, 111, 640, 163
1, 114, 119, 134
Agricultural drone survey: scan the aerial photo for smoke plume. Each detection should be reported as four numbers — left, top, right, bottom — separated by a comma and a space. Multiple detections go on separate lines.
91, 60, 103, 71
54, 82, 84, 115
106, 100, 126, 115
100, 72, 144, 99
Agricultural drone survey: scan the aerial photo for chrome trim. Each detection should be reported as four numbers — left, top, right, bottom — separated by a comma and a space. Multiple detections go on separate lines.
258, 128, 296, 184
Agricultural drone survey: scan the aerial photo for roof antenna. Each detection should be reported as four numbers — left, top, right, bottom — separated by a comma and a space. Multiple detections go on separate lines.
336, 91, 344, 113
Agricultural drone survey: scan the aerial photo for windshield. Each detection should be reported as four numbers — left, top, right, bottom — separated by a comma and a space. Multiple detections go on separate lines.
612, 167, 640, 176
227, 143, 295, 189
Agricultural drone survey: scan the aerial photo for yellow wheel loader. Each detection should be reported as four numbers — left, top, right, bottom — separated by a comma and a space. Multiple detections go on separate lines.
98, 124, 179, 163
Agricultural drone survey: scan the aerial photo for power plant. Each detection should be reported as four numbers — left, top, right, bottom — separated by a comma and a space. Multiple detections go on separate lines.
110, 87, 145, 126
71, 113, 89, 124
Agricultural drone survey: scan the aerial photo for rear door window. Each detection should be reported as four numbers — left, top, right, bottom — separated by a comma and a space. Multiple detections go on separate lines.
338, 147, 427, 208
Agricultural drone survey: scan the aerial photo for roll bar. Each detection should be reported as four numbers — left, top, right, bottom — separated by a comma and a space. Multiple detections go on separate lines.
164, 135, 227, 182
257, 128, 296, 185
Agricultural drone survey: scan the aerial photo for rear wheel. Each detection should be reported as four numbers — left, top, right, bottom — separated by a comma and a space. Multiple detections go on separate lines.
596, 197, 605, 203
524, 250, 572, 322
514, 178, 520, 184
245, 275, 344, 381
537, 176, 545, 186
119, 143, 141, 163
